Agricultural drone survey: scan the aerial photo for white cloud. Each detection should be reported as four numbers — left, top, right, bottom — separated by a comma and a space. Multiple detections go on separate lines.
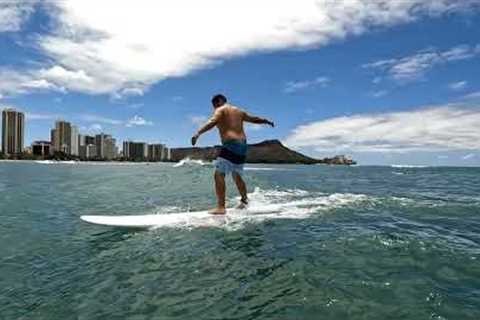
442, 45, 476, 61
0, 104, 19, 112
284, 77, 330, 94
245, 123, 265, 132
119, 88, 144, 97
372, 77, 382, 84
370, 90, 388, 98
38, 66, 93, 92
3, 0, 479, 96
83, 123, 103, 133
363, 44, 480, 82
22, 79, 60, 91
111, 87, 146, 101
462, 91, 480, 100
25, 112, 60, 121
189, 115, 208, 126
26, 112, 152, 129
127, 103, 144, 109
462, 153, 476, 160
284, 104, 480, 153
0, 1, 36, 32
0, 69, 64, 96
172, 96, 184, 102
125, 115, 153, 127
80, 114, 123, 125
448, 81, 467, 91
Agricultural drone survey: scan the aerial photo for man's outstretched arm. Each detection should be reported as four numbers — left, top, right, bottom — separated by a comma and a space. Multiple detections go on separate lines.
243, 112, 275, 127
191, 109, 222, 146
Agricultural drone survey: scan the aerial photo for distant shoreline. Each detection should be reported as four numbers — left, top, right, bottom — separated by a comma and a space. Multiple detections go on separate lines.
0, 159, 478, 168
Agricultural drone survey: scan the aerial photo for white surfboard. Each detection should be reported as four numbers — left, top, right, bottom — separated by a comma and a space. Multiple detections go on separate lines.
80, 204, 288, 229
81, 210, 223, 228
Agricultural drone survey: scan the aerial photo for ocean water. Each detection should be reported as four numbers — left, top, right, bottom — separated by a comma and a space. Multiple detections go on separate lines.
1, 161, 479, 320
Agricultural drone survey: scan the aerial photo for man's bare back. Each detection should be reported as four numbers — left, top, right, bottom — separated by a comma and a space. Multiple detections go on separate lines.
215, 104, 249, 142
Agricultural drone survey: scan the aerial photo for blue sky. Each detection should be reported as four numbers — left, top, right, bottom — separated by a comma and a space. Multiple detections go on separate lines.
0, 1, 479, 165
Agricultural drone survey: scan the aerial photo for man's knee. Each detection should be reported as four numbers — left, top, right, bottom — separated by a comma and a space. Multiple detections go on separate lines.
233, 172, 244, 182
215, 170, 226, 178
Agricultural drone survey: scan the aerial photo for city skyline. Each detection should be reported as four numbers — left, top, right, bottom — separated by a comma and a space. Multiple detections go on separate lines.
1, 108, 170, 161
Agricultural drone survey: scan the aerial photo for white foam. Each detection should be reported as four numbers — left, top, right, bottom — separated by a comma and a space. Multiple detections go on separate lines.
154, 187, 369, 230
244, 167, 294, 171
35, 160, 78, 165
78, 162, 155, 166
390, 164, 428, 168
35, 160, 58, 164
173, 157, 212, 168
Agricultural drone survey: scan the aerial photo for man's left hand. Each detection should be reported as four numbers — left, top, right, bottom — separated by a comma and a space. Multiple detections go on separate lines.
191, 134, 199, 146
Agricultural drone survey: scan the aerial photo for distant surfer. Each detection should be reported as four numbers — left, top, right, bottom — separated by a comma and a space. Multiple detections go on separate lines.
191, 94, 274, 214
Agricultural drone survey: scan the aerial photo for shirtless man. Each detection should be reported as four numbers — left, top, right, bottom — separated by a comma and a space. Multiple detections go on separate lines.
191, 94, 274, 214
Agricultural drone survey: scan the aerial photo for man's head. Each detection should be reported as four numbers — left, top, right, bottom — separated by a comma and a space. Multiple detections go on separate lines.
211, 94, 227, 108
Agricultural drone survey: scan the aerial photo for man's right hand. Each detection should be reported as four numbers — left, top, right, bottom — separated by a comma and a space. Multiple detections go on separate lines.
267, 120, 275, 127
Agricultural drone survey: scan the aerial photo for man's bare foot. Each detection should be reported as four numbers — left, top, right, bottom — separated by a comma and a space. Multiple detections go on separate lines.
236, 197, 249, 209
209, 207, 226, 215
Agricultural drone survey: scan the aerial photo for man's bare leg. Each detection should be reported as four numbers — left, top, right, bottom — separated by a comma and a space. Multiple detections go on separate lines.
210, 171, 226, 214
233, 172, 248, 208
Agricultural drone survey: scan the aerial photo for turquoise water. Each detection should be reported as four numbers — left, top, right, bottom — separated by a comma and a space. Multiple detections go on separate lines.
1, 161, 480, 319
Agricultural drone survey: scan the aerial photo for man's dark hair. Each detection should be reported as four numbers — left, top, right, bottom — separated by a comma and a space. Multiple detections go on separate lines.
211, 94, 227, 106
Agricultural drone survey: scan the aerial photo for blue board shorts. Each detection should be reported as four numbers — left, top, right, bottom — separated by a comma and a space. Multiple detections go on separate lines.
214, 139, 247, 176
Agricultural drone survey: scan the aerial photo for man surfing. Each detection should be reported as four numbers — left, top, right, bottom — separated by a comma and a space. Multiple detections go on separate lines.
191, 94, 274, 214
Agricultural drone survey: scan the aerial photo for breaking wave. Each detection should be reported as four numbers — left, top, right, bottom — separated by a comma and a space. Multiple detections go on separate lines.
244, 167, 294, 171
150, 187, 371, 230
173, 158, 212, 168
390, 164, 429, 168
144, 186, 478, 231
35, 160, 78, 165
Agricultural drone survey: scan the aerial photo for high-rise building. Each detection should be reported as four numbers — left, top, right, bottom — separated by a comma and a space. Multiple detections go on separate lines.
113, 145, 119, 158
79, 134, 95, 148
78, 134, 97, 159
78, 134, 85, 148
79, 143, 97, 159
95, 133, 116, 160
122, 141, 129, 158
51, 120, 71, 154
123, 141, 148, 160
95, 134, 105, 158
32, 141, 51, 156
50, 129, 56, 151
85, 135, 95, 145
105, 136, 116, 160
70, 125, 79, 156
1, 109, 25, 155
148, 144, 165, 161
162, 147, 171, 161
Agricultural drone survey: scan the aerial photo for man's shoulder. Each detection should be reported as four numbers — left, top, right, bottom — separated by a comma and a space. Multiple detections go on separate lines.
224, 104, 245, 113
